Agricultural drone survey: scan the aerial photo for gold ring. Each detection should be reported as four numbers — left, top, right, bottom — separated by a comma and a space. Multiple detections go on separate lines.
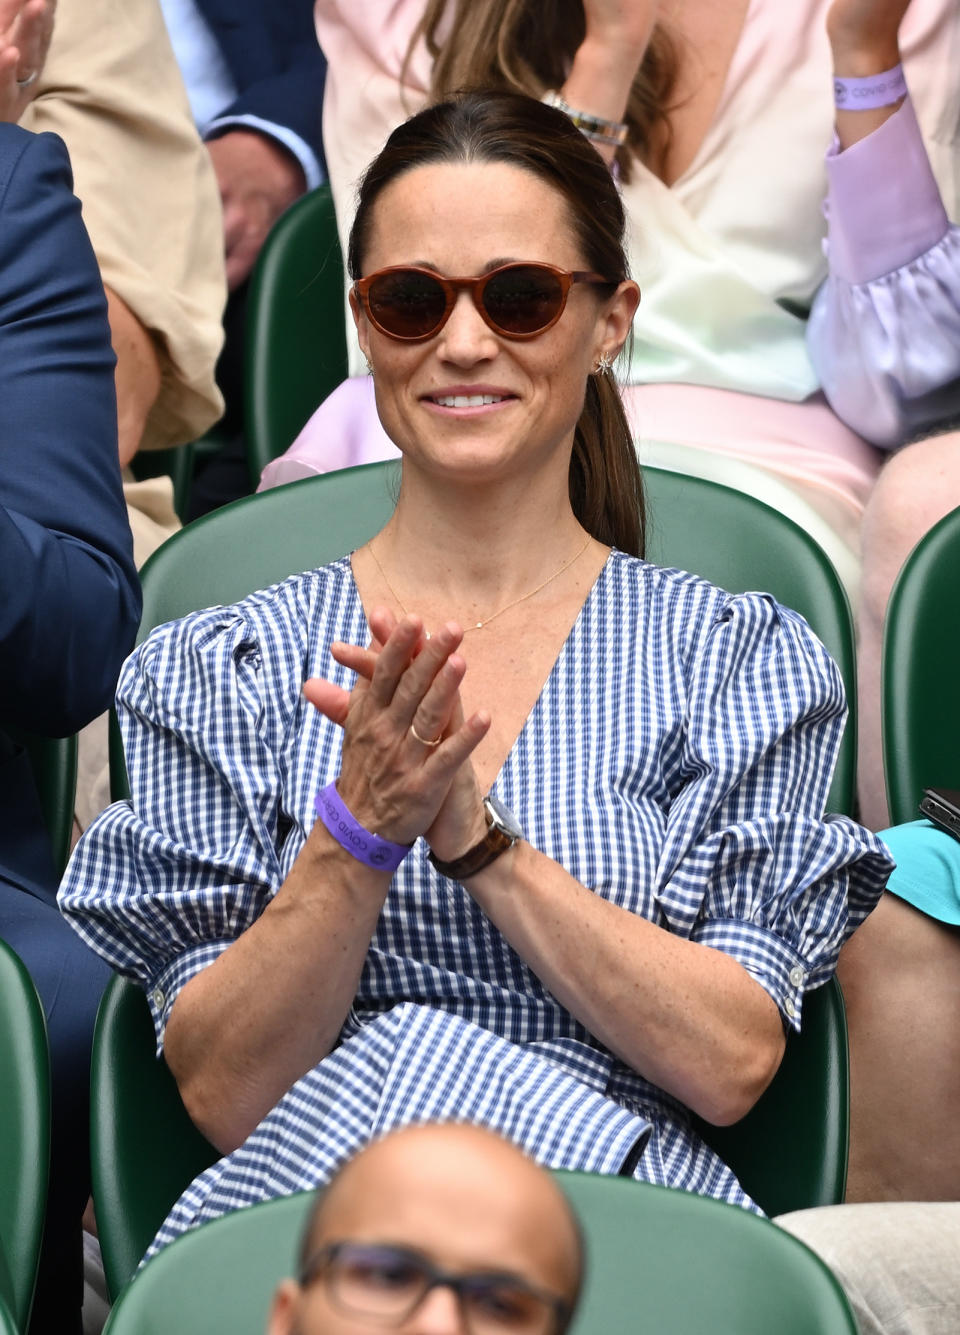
410, 722, 442, 747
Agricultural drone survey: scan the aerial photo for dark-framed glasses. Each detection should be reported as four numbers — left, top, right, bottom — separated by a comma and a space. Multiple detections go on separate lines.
352, 262, 613, 342
299, 1240, 570, 1334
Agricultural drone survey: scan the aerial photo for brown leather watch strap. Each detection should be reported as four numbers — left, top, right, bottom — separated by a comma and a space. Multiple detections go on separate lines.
428, 797, 521, 880
429, 824, 514, 881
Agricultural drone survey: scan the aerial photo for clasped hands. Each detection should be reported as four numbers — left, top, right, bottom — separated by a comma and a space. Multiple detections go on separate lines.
303, 609, 492, 864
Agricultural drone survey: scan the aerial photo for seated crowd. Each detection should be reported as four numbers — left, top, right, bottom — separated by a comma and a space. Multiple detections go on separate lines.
1, 1, 958, 1333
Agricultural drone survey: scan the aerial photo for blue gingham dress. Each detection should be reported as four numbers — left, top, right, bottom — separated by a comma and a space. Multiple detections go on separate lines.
59, 552, 892, 1256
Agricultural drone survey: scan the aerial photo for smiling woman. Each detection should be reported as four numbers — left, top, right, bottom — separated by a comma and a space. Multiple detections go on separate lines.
59, 92, 892, 1260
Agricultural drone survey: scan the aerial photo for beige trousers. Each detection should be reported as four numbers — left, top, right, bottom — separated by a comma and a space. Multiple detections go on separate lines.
776, 1203, 960, 1335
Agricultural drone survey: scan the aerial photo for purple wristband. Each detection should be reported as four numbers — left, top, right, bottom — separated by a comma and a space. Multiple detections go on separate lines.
314, 782, 412, 872
834, 63, 907, 111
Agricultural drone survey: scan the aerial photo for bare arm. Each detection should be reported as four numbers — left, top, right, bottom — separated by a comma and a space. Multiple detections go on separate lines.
458, 842, 784, 1127
163, 822, 393, 1153
163, 616, 488, 1153
828, 0, 912, 149
559, 1, 658, 164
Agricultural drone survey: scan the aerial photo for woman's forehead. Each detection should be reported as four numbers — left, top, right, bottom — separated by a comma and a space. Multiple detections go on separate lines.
362, 160, 585, 271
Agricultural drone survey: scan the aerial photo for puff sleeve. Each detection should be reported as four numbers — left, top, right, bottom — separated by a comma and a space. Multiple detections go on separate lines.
58, 590, 310, 1046
807, 100, 960, 449
651, 592, 892, 1030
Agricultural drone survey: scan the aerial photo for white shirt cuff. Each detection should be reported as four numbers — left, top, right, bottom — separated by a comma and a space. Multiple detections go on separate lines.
205, 114, 324, 191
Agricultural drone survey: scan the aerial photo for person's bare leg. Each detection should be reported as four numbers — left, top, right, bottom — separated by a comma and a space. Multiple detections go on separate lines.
856, 431, 960, 831
840, 891, 960, 1202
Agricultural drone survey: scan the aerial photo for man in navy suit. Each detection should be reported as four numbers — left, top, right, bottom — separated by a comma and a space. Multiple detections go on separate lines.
162, 0, 326, 291
0, 116, 141, 1330
160, 0, 328, 510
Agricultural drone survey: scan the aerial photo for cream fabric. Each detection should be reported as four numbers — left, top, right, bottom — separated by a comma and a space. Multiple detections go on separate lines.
777, 1203, 960, 1335
22, 0, 227, 451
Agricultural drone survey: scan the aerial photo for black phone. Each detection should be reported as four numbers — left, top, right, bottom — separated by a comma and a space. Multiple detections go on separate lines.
919, 787, 960, 841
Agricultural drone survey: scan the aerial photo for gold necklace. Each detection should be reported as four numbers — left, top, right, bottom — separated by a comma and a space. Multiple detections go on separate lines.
367, 534, 592, 633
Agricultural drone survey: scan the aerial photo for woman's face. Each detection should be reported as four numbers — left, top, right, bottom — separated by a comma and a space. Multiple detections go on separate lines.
350, 160, 637, 490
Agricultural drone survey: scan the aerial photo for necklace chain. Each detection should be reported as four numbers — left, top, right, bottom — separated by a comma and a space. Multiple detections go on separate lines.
367, 534, 592, 633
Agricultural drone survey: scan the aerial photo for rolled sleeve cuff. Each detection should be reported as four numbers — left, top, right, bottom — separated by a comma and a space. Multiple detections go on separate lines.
692, 918, 810, 1032
825, 98, 950, 285
205, 114, 324, 190
147, 938, 235, 1053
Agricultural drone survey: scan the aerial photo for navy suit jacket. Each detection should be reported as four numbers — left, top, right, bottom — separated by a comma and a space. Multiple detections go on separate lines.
0, 124, 140, 904
195, 0, 326, 170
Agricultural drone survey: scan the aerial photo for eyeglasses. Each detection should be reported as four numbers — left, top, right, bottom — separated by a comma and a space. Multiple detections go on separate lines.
299, 1241, 569, 1334
352, 262, 613, 342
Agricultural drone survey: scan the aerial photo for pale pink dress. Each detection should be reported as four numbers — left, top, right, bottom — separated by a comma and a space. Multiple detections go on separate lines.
262, 0, 960, 598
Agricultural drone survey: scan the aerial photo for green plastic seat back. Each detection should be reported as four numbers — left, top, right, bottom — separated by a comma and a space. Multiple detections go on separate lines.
109, 462, 399, 799
6, 729, 77, 876
561, 1172, 856, 1333
91, 977, 219, 1300
102, 1174, 856, 1335
0, 940, 50, 1331
643, 467, 856, 816
0, 1291, 20, 1335
692, 976, 848, 1216
245, 185, 348, 486
101, 1192, 310, 1335
136, 462, 397, 637
882, 503, 960, 826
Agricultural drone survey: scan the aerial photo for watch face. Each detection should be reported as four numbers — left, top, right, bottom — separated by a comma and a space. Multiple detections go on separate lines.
485, 794, 523, 841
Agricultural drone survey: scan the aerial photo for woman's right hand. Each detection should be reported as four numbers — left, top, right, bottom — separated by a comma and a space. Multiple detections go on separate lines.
304, 609, 490, 848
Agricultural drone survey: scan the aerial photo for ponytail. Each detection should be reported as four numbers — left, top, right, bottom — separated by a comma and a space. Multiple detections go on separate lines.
570, 371, 645, 558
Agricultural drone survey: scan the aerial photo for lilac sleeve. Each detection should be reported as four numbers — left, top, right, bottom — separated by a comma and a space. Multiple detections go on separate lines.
806, 98, 960, 449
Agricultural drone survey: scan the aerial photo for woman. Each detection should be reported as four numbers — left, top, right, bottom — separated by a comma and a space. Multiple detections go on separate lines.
275, 0, 960, 832
60, 93, 891, 1258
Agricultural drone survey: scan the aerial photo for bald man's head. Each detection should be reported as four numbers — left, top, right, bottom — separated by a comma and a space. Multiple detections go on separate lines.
269, 1124, 583, 1335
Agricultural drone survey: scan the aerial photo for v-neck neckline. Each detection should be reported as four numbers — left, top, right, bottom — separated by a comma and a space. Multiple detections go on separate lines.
343, 550, 616, 795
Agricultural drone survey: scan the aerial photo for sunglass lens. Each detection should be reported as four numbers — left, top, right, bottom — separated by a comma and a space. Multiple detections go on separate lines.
367, 270, 447, 338
483, 266, 564, 335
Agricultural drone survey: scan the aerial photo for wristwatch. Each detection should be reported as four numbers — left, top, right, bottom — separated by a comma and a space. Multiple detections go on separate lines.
428, 795, 523, 880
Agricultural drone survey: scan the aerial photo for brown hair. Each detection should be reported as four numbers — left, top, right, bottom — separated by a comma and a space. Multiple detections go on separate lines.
348, 92, 645, 558
406, 0, 679, 182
